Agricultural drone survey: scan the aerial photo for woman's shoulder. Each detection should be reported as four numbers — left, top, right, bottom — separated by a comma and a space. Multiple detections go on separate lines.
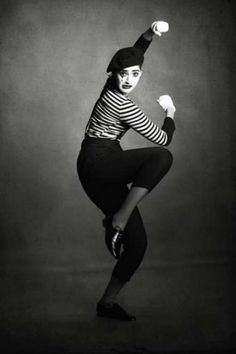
103, 88, 128, 104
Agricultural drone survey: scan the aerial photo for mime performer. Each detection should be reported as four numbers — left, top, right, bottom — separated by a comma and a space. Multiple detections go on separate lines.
77, 20, 176, 321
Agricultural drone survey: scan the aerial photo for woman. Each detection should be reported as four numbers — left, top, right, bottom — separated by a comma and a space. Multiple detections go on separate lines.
77, 21, 176, 321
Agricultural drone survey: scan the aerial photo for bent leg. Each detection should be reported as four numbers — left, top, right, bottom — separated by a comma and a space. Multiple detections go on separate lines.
111, 148, 173, 231
131, 147, 173, 192
90, 146, 173, 192
79, 145, 173, 234
112, 186, 148, 233
77, 145, 172, 307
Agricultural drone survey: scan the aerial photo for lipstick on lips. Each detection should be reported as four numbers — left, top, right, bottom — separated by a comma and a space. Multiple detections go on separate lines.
122, 85, 132, 89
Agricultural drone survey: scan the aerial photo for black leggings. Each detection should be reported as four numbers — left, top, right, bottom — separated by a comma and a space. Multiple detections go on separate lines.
77, 137, 173, 282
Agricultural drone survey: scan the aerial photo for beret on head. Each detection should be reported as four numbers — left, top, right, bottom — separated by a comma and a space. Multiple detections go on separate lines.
106, 47, 144, 73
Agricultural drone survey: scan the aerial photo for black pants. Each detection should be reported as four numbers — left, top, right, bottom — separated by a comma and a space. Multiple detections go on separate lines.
77, 136, 173, 282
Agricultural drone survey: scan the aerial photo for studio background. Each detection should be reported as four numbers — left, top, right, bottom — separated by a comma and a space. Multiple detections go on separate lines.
0, 0, 235, 353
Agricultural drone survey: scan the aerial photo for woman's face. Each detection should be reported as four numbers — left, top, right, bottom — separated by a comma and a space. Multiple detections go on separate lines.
115, 65, 142, 95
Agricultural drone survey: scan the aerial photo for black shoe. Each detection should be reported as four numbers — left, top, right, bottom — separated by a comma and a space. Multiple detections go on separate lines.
103, 215, 124, 259
96, 302, 136, 321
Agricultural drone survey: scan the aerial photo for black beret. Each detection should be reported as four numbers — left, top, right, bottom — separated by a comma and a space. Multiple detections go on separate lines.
106, 47, 144, 73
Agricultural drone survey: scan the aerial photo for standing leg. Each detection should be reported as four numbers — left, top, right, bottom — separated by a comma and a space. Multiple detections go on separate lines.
97, 206, 147, 321
79, 179, 147, 320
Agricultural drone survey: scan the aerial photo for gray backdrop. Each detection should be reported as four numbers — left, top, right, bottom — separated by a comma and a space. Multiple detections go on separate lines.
0, 0, 235, 353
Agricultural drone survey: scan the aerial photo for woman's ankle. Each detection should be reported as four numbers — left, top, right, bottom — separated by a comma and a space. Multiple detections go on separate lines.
112, 212, 128, 231
98, 299, 114, 308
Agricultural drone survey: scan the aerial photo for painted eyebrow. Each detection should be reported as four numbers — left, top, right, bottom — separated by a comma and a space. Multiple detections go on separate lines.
121, 70, 140, 73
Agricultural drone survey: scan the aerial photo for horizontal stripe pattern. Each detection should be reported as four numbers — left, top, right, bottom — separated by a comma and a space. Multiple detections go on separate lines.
85, 89, 168, 145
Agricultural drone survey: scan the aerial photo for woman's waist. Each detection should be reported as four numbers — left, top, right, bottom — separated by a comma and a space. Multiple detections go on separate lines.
78, 136, 122, 172
81, 136, 121, 149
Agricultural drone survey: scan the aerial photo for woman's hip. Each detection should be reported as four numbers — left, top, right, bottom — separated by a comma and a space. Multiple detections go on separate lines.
77, 137, 123, 179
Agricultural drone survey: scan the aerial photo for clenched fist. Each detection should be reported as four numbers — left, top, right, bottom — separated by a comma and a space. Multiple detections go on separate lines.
151, 21, 169, 36
157, 95, 176, 112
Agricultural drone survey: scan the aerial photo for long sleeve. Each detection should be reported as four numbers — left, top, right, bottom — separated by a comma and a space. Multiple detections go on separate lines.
85, 89, 175, 145
161, 117, 176, 145
133, 34, 153, 54
119, 97, 175, 146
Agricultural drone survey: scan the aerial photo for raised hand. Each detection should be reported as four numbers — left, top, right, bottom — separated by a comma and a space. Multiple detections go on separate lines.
151, 21, 169, 36
157, 95, 176, 112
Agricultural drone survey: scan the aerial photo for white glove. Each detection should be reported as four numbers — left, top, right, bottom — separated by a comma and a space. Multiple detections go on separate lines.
151, 21, 169, 36
157, 95, 176, 112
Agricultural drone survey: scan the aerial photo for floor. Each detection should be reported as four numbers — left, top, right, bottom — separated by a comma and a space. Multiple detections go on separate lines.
0, 260, 235, 354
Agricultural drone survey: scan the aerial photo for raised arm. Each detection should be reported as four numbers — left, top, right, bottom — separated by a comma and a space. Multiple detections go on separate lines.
132, 21, 175, 145
133, 29, 154, 53
133, 20, 169, 54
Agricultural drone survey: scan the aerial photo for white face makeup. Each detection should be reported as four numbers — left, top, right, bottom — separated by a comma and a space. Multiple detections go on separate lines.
115, 65, 142, 95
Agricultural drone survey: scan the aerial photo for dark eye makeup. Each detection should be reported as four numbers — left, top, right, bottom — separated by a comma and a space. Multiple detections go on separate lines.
119, 70, 140, 77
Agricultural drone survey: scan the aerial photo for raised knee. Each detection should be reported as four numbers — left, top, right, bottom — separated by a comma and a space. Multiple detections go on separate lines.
155, 148, 173, 170
163, 149, 173, 167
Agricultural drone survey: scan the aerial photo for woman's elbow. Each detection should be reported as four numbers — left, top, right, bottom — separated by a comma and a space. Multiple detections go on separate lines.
163, 137, 171, 146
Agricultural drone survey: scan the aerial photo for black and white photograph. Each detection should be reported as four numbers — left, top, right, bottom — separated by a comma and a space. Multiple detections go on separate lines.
0, 0, 235, 353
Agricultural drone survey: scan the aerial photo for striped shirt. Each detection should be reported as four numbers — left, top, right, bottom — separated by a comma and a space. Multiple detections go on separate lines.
85, 88, 175, 146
